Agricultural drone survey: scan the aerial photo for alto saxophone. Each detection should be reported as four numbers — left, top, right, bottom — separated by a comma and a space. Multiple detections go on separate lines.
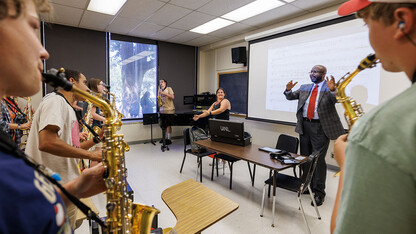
43, 69, 159, 234
107, 91, 125, 133
335, 54, 379, 129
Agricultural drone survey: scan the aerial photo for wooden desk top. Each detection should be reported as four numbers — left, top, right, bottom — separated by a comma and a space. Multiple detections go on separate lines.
194, 139, 298, 171
161, 179, 239, 234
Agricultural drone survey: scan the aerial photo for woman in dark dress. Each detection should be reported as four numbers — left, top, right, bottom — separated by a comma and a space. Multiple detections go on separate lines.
193, 87, 231, 121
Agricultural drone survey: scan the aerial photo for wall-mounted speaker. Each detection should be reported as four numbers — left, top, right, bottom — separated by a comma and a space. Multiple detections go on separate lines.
231, 47, 247, 66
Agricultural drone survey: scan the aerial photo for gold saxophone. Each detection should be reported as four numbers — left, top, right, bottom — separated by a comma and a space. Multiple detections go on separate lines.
107, 91, 125, 134
42, 69, 159, 233
335, 54, 379, 129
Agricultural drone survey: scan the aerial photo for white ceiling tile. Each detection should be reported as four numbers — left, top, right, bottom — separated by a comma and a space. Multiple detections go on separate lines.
291, 0, 344, 11
79, 11, 115, 31
118, 0, 166, 21
129, 23, 165, 38
208, 22, 254, 38
46, 3, 84, 26
241, 3, 303, 27
107, 17, 141, 34
169, 11, 216, 30
169, 0, 212, 10
168, 31, 202, 43
150, 27, 185, 41
197, 0, 255, 17
146, 4, 193, 26
50, 0, 88, 9
186, 35, 221, 46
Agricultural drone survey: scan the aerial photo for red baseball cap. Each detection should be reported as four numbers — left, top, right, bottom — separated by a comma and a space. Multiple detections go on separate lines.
339, 0, 416, 16
338, 0, 372, 16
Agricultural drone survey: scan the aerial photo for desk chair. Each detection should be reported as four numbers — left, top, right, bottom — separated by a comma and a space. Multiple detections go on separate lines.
210, 154, 240, 189
260, 152, 321, 233
180, 128, 216, 182
267, 134, 299, 197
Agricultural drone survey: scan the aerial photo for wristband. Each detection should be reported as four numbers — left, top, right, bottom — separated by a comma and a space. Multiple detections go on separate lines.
17, 124, 21, 130
93, 136, 101, 144
209, 111, 212, 115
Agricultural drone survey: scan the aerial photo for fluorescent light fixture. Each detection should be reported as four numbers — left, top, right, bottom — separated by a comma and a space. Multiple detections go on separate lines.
283, 0, 296, 2
87, 0, 127, 15
190, 18, 235, 34
222, 0, 285, 22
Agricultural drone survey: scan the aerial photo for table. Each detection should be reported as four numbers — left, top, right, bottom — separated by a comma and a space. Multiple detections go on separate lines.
161, 179, 239, 233
194, 139, 307, 226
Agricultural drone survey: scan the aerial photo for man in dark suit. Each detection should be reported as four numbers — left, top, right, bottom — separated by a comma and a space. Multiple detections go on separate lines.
284, 65, 344, 206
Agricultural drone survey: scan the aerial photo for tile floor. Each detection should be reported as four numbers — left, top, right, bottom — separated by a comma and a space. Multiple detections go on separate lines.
76, 139, 339, 234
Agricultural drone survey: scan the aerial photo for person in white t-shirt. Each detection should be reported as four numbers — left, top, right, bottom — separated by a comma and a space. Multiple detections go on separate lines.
26, 69, 102, 228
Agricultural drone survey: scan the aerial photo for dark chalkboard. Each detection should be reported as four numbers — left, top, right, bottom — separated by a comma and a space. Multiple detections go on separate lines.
218, 71, 248, 115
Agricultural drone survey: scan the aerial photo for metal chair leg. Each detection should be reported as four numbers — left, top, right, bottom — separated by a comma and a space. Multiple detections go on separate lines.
298, 195, 311, 234
199, 156, 203, 182
229, 162, 233, 190
272, 195, 276, 227
180, 153, 186, 173
211, 157, 215, 181
308, 185, 321, 219
260, 184, 266, 217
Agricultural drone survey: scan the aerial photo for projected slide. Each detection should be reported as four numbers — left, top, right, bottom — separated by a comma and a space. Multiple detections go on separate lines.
265, 31, 380, 113
246, 16, 411, 127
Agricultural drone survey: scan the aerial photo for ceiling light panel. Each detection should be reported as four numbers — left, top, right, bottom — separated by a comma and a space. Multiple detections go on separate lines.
222, 0, 285, 22
87, 0, 127, 15
190, 18, 235, 34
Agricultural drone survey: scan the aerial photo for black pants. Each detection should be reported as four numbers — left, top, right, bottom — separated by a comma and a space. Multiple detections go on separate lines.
300, 121, 330, 198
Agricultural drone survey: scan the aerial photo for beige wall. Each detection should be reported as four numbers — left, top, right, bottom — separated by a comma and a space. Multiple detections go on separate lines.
197, 6, 341, 167
24, 6, 341, 165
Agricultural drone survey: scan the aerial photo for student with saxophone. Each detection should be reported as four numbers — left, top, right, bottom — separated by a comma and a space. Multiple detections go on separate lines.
0, 0, 106, 232
158, 79, 175, 144
332, 1, 416, 233
25, 69, 103, 228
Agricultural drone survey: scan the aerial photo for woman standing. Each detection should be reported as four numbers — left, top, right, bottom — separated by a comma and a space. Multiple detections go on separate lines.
158, 79, 175, 143
193, 88, 231, 121
87, 78, 107, 128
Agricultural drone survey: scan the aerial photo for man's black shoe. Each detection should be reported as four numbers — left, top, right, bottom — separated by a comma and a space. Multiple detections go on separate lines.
159, 139, 163, 143
311, 196, 324, 207
166, 139, 172, 145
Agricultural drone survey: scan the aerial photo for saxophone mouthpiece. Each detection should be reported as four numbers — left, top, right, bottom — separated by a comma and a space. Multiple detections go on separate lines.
42, 68, 73, 91
358, 54, 378, 71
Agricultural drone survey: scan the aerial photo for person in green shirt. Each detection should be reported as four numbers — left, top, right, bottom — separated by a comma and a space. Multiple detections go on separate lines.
332, 1, 416, 233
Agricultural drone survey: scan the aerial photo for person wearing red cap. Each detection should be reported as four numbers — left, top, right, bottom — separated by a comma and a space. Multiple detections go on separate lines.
332, 1, 416, 233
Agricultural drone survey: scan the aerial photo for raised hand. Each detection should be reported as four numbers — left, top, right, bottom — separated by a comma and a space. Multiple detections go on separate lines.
286, 80, 298, 91
326, 75, 336, 91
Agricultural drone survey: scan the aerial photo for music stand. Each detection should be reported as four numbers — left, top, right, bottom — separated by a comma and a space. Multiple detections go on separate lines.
143, 113, 159, 145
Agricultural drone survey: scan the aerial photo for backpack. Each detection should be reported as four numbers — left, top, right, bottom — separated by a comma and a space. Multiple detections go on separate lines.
189, 126, 209, 153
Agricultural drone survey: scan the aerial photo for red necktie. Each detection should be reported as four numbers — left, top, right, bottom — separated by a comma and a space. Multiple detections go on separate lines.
307, 85, 319, 120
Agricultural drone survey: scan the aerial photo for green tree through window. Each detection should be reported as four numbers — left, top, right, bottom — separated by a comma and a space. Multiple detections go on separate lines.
109, 39, 157, 119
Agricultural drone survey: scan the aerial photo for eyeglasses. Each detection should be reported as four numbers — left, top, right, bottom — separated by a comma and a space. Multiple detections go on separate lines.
309, 70, 323, 74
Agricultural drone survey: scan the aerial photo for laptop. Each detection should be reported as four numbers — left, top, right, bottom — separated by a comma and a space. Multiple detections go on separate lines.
209, 119, 251, 146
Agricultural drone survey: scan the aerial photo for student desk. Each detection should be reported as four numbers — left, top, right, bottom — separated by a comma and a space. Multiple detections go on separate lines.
161, 179, 238, 233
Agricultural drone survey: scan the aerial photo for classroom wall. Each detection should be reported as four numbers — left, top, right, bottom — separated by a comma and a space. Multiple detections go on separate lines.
197, 5, 341, 168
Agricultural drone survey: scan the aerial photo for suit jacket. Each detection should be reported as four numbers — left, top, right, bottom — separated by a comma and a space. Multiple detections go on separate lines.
284, 81, 345, 140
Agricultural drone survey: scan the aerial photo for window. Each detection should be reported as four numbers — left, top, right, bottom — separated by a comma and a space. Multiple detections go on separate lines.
109, 38, 157, 119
